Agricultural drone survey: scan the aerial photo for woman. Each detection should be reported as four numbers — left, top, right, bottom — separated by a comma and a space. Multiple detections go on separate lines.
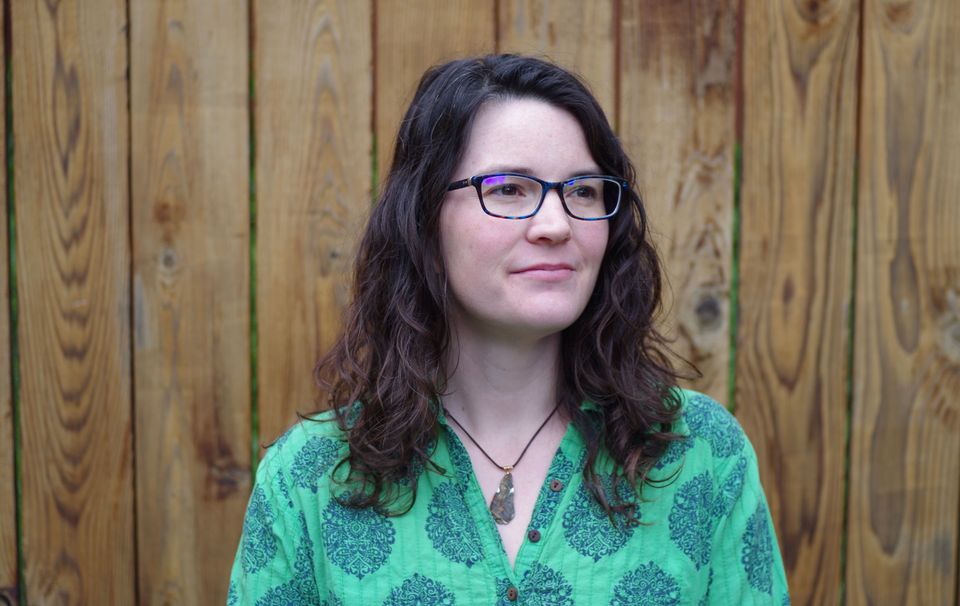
229, 54, 790, 605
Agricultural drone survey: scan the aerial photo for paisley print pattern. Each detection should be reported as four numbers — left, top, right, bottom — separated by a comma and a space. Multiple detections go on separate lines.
562, 475, 636, 561
290, 436, 341, 493
529, 451, 575, 531
227, 390, 789, 605
255, 513, 319, 605
272, 424, 295, 453
322, 495, 395, 579
609, 562, 681, 606
382, 574, 456, 606
654, 437, 694, 472
275, 472, 294, 509
495, 578, 514, 606
241, 486, 278, 574
741, 502, 774, 595
519, 563, 575, 606
668, 471, 715, 569
426, 481, 484, 567
442, 426, 474, 488
714, 455, 747, 517
684, 395, 744, 459
343, 401, 362, 428
397, 439, 434, 487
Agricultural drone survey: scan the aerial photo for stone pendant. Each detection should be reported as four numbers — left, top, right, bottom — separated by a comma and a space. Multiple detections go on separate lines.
490, 470, 515, 524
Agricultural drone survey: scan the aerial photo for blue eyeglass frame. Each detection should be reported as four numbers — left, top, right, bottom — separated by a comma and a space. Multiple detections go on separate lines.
446, 172, 629, 220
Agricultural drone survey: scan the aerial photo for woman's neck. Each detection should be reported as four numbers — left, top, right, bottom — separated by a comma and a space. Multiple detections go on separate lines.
441, 324, 563, 444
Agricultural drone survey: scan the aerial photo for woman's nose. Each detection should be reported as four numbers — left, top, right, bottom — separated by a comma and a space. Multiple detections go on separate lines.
527, 188, 572, 243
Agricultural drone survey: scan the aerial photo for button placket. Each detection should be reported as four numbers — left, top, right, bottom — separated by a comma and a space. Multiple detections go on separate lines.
507, 428, 582, 587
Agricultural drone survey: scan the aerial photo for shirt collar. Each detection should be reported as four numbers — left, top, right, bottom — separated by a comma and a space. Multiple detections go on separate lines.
436, 399, 599, 420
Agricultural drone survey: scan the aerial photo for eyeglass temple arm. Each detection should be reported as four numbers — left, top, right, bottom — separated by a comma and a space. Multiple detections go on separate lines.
446, 178, 471, 191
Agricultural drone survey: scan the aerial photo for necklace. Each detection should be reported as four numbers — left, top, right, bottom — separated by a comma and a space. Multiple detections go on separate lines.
443, 403, 559, 525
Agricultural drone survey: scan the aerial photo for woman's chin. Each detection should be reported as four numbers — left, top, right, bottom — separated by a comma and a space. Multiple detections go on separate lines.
499, 311, 583, 340
451, 299, 588, 342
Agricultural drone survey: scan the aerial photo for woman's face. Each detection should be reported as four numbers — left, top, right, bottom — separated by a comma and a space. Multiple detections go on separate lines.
439, 98, 610, 342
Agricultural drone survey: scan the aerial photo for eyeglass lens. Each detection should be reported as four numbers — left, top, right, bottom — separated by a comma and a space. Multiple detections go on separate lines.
478, 175, 620, 219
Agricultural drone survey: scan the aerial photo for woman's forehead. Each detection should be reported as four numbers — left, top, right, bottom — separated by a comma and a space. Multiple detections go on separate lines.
456, 98, 600, 177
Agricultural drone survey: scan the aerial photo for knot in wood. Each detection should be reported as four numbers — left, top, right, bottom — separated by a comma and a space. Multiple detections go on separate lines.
796, 0, 841, 24
160, 248, 178, 269
939, 320, 960, 362
938, 290, 960, 362
695, 294, 723, 331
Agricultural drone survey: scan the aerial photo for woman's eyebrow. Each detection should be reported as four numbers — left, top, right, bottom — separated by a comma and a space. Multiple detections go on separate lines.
476, 164, 534, 175
475, 165, 604, 178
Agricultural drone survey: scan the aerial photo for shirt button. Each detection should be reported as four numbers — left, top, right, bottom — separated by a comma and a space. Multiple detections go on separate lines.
506, 585, 519, 601
549, 478, 563, 492
527, 528, 541, 542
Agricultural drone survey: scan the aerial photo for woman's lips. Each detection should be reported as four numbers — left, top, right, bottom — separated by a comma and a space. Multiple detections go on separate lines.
512, 264, 575, 281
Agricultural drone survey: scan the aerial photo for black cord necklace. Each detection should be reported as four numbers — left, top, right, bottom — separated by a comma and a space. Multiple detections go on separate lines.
443, 403, 559, 525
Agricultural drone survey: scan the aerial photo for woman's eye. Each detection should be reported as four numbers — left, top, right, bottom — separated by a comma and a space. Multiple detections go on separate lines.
487, 184, 523, 196
570, 186, 599, 199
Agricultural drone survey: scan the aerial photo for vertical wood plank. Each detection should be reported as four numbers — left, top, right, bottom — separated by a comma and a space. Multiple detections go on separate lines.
847, 0, 960, 602
498, 0, 615, 119
0, 6, 15, 603
375, 0, 496, 177
737, 1, 860, 603
130, 1, 251, 604
12, 1, 135, 603
256, 0, 373, 443
619, 0, 737, 402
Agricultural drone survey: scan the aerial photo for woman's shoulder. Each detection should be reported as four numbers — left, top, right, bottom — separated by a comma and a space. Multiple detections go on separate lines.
659, 388, 755, 469
672, 388, 744, 438
254, 406, 352, 491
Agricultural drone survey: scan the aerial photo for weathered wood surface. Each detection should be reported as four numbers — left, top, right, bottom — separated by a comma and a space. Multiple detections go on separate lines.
255, 0, 373, 446
12, 1, 135, 603
375, 0, 496, 177
130, 1, 251, 603
847, 0, 960, 603
3, 1, 959, 603
0, 8, 15, 604
619, 0, 736, 404
737, 1, 860, 604
498, 0, 615, 120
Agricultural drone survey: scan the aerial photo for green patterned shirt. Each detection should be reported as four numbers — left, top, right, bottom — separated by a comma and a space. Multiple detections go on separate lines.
228, 389, 790, 605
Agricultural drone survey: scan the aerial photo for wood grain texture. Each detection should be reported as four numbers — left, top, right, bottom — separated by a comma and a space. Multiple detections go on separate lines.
497, 0, 615, 119
737, 1, 859, 603
255, 0, 373, 444
847, 0, 960, 603
130, 1, 251, 604
12, 1, 135, 603
375, 0, 496, 176
619, 0, 736, 402
0, 7, 15, 604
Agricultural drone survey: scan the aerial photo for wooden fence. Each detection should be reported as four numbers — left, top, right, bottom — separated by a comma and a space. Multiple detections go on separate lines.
1, 0, 957, 604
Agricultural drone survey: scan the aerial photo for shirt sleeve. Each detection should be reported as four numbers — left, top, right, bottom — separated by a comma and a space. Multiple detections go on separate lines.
706, 439, 791, 605
226, 444, 323, 605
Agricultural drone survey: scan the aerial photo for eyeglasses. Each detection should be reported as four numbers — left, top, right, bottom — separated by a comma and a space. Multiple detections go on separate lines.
446, 172, 627, 220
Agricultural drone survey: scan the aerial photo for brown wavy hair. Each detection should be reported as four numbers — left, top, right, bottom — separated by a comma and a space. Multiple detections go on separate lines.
310, 54, 692, 521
